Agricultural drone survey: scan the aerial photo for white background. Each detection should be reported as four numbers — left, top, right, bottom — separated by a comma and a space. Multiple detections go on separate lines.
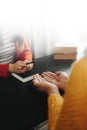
0, 0, 87, 58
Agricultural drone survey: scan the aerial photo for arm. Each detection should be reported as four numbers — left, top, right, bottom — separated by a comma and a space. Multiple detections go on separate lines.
0, 60, 29, 78
48, 94, 64, 130
33, 74, 64, 130
0, 64, 9, 78
15, 33, 33, 71
55, 57, 87, 130
15, 33, 33, 61
0, 33, 33, 78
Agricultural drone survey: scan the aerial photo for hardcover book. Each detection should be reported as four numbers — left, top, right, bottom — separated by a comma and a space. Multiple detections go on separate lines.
11, 69, 38, 83
54, 47, 77, 60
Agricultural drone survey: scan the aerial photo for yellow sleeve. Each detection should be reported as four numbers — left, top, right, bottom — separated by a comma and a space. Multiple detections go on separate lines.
48, 94, 64, 130
55, 56, 87, 130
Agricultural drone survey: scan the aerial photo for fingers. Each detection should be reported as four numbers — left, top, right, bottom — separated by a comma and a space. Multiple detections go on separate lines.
43, 76, 52, 82
33, 74, 46, 90
42, 71, 56, 79
56, 71, 68, 78
17, 61, 26, 73
33, 74, 59, 95
14, 60, 34, 74
33, 74, 46, 84
26, 63, 34, 70
24, 60, 34, 70
55, 71, 62, 76
34, 74, 42, 82
33, 74, 44, 84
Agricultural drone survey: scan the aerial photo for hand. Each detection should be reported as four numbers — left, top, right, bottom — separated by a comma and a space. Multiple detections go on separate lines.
9, 60, 34, 74
41, 71, 68, 92
25, 60, 34, 71
9, 60, 27, 74
33, 74, 59, 96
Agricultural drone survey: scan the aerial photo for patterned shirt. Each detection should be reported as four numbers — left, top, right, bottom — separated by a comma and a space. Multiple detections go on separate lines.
0, 29, 16, 64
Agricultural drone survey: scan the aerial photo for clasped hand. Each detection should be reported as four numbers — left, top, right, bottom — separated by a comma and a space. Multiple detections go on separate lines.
9, 60, 33, 74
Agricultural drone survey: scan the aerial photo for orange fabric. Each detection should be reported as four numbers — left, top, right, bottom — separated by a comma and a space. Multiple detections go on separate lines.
48, 55, 87, 130
16, 38, 32, 61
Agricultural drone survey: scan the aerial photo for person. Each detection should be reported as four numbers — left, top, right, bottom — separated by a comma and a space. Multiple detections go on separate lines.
0, 27, 33, 78
33, 54, 87, 130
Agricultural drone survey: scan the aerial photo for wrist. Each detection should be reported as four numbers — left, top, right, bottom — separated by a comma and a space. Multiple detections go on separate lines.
47, 86, 60, 96
9, 64, 14, 73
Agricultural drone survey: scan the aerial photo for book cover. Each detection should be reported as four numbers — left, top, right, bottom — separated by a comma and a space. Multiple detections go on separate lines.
11, 69, 38, 83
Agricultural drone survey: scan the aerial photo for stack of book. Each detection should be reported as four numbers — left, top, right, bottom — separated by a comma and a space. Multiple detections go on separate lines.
54, 47, 77, 60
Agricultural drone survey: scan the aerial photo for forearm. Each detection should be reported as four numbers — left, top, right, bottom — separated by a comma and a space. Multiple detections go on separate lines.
48, 94, 64, 130
20, 50, 33, 61
16, 39, 33, 61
